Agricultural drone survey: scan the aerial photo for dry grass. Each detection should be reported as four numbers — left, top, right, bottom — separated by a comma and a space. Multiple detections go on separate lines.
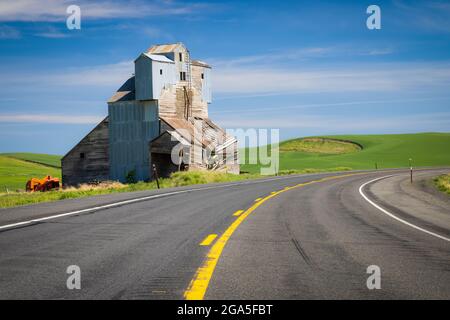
434, 174, 450, 195
63, 181, 127, 192
0, 167, 352, 209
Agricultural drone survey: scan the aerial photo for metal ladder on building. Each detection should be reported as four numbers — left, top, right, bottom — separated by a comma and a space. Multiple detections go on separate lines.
183, 49, 193, 120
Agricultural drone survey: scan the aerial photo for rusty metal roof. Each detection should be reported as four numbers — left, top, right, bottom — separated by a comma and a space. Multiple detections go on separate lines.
159, 116, 234, 149
160, 116, 204, 146
191, 59, 211, 68
147, 43, 185, 54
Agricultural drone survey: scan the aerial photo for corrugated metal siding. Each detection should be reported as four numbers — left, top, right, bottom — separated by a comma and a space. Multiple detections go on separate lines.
108, 100, 159, 182
135, 56, 153, 100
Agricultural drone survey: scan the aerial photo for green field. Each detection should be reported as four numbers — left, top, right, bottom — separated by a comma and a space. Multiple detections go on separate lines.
1, 132, 449, 193
241, 132, 450, 173
1, 153, 61, 168
0, 154, 61, 192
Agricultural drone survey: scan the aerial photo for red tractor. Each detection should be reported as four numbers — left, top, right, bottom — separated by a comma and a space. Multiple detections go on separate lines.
26, 175, 60, 192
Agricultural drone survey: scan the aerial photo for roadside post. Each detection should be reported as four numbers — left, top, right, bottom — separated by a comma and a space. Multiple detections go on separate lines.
152, 164, 160, 189
409, 158, 413, 183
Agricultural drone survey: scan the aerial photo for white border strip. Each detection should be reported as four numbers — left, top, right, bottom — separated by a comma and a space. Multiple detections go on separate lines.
359, 175, 450, 243
0, 173, 327, 232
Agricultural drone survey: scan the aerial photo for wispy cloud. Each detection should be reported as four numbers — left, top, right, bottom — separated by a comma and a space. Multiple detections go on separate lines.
210, 45, 394, 68
213, 63, 450, 94
34, 25, 70, 38
216, 112, 450, 131
1, 60, 134, 88
0, 114, 103, 124
0, 0, 211, 22
394, 0, 450, 33
0, 25, 21, 39
211, 97, 450, 114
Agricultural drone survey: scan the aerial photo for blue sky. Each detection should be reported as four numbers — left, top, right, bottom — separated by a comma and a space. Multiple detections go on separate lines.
0, 0, 449, 154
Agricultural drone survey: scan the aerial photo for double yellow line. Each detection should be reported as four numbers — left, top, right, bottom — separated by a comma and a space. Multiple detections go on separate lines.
183, 172, 363, 300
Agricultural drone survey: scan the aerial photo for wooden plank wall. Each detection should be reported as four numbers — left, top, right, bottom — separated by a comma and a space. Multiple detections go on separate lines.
61, 118, 109, 186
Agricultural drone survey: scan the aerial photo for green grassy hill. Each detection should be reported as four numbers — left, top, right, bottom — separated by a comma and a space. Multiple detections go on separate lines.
0, 154, 61, 192
241, 132, 450, 174
1, 153, 61, 168
0, 133, 449, 192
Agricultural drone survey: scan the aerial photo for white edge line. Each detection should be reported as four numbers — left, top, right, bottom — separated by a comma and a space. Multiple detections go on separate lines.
359, 175, 450, 243
0, 172, 330, 232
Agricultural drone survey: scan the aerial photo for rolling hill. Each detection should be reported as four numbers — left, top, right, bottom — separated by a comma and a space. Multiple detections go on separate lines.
0, 133, 449, 191
0, 153, 61, 192
241, 132, 450, 174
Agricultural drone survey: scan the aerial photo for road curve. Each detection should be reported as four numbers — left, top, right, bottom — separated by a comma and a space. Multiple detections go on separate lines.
0, 169, 448, 299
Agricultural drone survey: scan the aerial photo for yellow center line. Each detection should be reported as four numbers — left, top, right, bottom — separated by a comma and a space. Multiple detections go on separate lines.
233, 210, 244, 217
183, 172, 370, 300
199, 234, 218, 246
255, 197, 262, 202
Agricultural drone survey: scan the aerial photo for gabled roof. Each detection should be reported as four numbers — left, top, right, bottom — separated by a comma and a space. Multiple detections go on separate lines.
147, 43, 186, 54
62, 117, 109, 160
136, 53, 174, 63
108, 76, 135, 103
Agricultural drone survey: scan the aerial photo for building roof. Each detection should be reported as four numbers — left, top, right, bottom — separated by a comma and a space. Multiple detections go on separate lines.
108, 76, 135, 103
139, 53, 174, 63
160, 116, 204, 147
191, 59, 211, 68
158, 116, 236, 150
147, 43, 186, 54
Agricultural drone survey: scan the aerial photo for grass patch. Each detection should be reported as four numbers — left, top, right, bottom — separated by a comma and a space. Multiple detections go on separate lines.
280, 137, 361, 154
0, 168, 353, 209
242, 132, 450, 174
0, 155, 61, 192
434, 174, 450, 195
1, 153, 61, 168
0, 171, 259, 208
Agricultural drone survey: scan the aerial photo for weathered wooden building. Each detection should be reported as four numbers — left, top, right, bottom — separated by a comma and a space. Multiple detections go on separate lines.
62, 43, 239, 186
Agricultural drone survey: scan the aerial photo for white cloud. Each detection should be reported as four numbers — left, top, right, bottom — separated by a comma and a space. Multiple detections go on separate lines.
0, 114, 103, 124
215, 112, 450, 130
1, 60, 134, 87
34, 25, 70, 38
209, 46, 394, 69
50, 61, 134, 86
213, 63, 450, 94
211, 97, 450, 114
0, 0, 208, 22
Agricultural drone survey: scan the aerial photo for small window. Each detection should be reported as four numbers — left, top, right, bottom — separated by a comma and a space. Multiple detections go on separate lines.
160, 69, 163, 75
201, 73, 204, 79
179, 52, 183, 61
80, 152, 85, 159
180, 71, 186, 81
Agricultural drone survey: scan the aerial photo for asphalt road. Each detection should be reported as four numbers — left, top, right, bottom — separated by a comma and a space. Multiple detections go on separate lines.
0, 169, 448, 299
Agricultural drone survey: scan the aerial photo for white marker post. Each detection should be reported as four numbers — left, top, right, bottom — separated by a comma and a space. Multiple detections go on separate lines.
409, 158, 413, 183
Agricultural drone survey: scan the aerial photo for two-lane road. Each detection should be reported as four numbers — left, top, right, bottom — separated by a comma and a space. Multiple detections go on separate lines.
0, 169, 449, 299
